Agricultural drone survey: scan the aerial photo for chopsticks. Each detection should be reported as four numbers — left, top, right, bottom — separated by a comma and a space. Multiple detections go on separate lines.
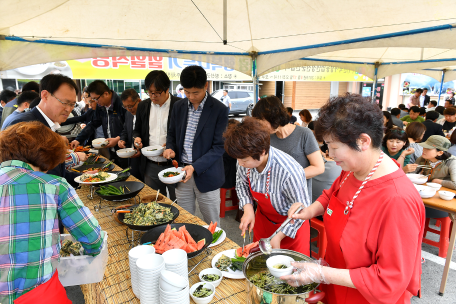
417, 165, 432, 169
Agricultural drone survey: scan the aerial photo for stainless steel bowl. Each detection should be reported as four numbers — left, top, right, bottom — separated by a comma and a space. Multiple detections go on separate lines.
243, 249, 325, 304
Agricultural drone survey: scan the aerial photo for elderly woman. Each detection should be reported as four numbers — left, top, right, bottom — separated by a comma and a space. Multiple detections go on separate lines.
283, 94, 424, 304
252, 96, 324, 200
224, 117, 311, 254
0, 121, 104, 304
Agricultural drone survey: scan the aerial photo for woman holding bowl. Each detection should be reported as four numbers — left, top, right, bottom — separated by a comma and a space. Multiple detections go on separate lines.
224, 117, 311, 255
283, 94, 425, 304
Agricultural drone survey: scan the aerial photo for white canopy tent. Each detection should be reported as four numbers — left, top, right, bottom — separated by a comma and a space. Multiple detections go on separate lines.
3, 0, 456, 101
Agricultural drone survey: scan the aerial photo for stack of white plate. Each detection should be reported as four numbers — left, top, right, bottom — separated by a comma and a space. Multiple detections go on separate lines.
128, 245, 155, 298
159, 270, 190, 304
136, 254, 165, 304
162, 249, 188, 278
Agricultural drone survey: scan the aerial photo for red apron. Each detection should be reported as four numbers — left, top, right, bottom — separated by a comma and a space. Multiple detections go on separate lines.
14, 270, 71, 304
248, 169, 310, 255
322, 158, 412, 304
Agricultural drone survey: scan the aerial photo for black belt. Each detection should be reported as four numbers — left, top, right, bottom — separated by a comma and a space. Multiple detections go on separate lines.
183, 163, 192, 167
147, 159, 171, 166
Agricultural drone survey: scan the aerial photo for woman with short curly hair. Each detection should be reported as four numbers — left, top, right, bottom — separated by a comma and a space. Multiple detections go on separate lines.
0, 121, 104, 303
224, 117, 311, 255
282, 94, 424, 304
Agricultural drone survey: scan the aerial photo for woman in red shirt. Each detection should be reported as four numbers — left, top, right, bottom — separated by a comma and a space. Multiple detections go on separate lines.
282, 94, 425, 304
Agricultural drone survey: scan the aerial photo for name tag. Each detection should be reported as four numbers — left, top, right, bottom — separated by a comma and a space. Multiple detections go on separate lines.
327, 208, 333, 216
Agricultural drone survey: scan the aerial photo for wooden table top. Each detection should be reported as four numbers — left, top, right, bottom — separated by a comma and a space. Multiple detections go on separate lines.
421, 184, 456, 214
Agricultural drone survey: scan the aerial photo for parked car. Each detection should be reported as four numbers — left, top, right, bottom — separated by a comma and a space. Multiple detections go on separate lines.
211, 89, 254, 116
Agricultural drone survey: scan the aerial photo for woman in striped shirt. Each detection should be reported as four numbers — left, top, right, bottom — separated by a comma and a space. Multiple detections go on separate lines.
224, 117, 311, 255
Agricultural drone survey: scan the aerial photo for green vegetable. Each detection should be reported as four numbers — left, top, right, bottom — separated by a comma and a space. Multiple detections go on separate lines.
229, 261, 243, 272
249, 270, 318, 295
273, 264, 288, 269
192, 284, 213, 298
211, 230, 223, 244
201, 274, 220, 282
97, 185, 127, 196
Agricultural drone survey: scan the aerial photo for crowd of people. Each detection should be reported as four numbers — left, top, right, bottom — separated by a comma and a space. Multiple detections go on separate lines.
0, 71, 437, 303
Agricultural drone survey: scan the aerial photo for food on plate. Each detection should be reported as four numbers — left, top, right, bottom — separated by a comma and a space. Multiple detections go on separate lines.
148, 148, 158, 151
152, 224, 206, 254
80, 172, 110, 183
97, 185, 129, 196
192, 284, 213, 298
74, 146, 90, 152
273, 264, 288, 269
201, 274, 220, 282
249, 270, 317, 295
60, 240, 82, 257
163, 171, 180, 177
215, 254, 232, 271
172, 159, 178, 169
82, 167, 109, 173
124, 202, 173, 226
235, 241, 259, 258
207, 221, 223, 244
84, 153, 101, 165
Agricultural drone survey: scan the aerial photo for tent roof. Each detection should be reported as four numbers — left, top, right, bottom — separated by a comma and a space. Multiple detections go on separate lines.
2, 0, 456, 78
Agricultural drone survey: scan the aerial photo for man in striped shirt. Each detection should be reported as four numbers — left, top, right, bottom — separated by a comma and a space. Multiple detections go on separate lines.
164, 66, 229, 225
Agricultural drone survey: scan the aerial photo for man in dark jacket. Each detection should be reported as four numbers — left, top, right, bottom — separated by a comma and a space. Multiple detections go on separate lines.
164, 66, 229, 225
1, 81, 39, 128
390, 108, 404, 129
118, 89, 143, 181
421, 88, 431, 107
3, 74, 80, 188
70, 80, 127, 167
422, 111, 445, 142
133, 71, 181, 200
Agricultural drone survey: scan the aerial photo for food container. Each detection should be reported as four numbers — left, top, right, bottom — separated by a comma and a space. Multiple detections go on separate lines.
243, 249, 324, 304
199, 268, 223, 287
142, 145, 164, 157
158, 167, 185, 184
58, 232, 108, 286
439, 190, 454, 201
426, 183, 442, 190
190, 282, 216, 304
406, 174, 427, 185
417, 186, 436, 199
116, 148, 136, 158
92, 138, 109, 149
266, 255, 295, 277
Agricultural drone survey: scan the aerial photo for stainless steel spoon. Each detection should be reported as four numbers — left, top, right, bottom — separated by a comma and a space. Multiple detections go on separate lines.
258, 205, 304, 254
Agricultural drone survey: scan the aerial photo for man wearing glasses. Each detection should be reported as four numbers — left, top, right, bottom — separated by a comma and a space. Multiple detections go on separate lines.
118, 88, 143, 181
70, 80, 127, 166
133, 70, 181, 201
3, 74, 82, 187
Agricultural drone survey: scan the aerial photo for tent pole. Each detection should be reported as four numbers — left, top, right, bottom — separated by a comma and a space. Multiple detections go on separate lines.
252, 57, 259, 105
223, 0, 227, 45
438, 70, 446, 106
371, 64, 379, 104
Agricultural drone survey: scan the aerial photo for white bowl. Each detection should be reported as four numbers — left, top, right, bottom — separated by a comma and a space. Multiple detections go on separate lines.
136, 254, 164, 271
199, 268, 223, 287
266, 255, 295, 278
426, 183, 442, 190
406, 174, 423, 180
142, 145, 164, 157
190, 282, 215, 304
411, 177, 427, 185
116, 148, 136, 158
158, 167, 185, 184
163, 249, 187, 265
419, 188, 437, 199
92, 138, 108, 148
129, 245, 155, 260
160, 270, 188, 292
159, 285, 189, 296
439, 191, 454, 201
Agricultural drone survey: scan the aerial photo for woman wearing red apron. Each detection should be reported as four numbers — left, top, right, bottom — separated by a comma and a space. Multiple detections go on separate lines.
0, 121, 104, 304
282, 95, 425, 304
224, 118, 311, 255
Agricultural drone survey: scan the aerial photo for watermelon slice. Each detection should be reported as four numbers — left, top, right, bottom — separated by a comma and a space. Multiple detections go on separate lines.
211, 222, 218, 234
196, 239, 206, 250
183, 230, 197, 245
235, 241, 259, 258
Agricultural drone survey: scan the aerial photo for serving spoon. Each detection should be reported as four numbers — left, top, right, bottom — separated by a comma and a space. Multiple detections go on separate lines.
258, 205, 303, 255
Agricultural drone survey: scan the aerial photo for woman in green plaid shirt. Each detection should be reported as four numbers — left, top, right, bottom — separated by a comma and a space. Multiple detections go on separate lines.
0, 121, 104, 304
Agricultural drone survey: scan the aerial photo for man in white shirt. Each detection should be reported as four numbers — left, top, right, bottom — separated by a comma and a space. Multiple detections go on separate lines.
133, 71, 181, 200
427, 100, 437, 112
220, 90, 231, 108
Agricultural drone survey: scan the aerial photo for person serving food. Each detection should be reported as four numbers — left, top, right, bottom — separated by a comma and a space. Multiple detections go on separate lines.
282, 94, 424, 304
224, 117, 311, 255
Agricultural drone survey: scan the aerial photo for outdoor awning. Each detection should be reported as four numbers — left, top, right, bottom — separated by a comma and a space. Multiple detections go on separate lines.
2, 0, 456, 81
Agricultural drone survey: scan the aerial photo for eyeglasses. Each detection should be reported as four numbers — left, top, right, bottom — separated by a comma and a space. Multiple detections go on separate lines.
51, 93, 76, 108
122, 100, 138, 110
91, 92, 105, 102
145, 90, 163, 97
